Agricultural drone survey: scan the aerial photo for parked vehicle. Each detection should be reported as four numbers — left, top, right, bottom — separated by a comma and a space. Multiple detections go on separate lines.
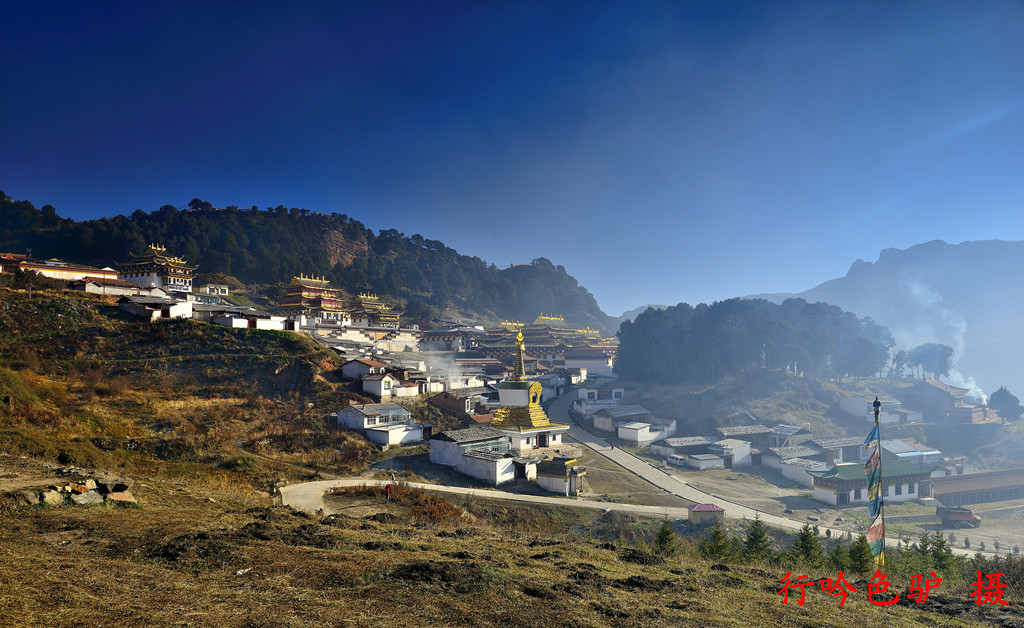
937, 505, 982, 528
667, 454, 688, 467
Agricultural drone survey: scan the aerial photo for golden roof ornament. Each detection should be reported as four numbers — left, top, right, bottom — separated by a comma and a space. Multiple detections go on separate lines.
513, 331, 527, 381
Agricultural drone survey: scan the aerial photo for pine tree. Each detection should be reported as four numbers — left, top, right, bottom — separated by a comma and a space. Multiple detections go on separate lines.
654, 520, 680, 556
850, 534, 875, 576
931, 531, 955, 574
698, 522, 735, 560
792, 524, 825, 569
743, 514, 774, 562
916, 532, 931, 556
828, 542, 851, 572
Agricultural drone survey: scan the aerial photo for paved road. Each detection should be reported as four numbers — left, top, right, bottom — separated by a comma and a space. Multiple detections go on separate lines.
281, 477, 692, 519
549, 391, 808, 533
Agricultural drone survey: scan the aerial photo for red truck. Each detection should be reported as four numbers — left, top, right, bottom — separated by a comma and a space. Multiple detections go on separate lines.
937, 506, 982, 528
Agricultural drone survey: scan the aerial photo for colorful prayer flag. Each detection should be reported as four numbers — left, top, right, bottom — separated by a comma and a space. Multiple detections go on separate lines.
865, 451, 880, 475
867, 469, 881, 490
867, 516, 884, 543
864, 424, 878, 446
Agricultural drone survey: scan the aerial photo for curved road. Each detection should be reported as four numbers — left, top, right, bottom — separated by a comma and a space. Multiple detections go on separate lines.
282, 477, 692, 519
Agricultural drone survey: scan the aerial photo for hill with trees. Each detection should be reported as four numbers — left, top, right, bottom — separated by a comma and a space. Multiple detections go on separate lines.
0, 192, 617, 332
615, 298, 894, 385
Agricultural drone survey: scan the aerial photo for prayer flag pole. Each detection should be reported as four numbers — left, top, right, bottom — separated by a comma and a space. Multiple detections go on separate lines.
866, 396, 886, 566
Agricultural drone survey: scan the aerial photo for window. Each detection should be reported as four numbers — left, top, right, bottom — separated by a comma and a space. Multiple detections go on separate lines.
854, 489, 862, 500
883, 486, 889, 497
909, 484, 916, 494
895, 484, 902, 496
366, 417, 376, 425
614, 391, 623, 399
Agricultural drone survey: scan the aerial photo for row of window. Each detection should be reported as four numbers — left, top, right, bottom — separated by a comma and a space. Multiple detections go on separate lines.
853, 483, 916, 500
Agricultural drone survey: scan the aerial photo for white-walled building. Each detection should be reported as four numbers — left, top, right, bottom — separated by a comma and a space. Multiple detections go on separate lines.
536, 457, 586, 496
337, 403, 412, 430
707, 439, 751, 468
591, 404, 653, 433
576, 385, 624, 403
361, 373, 399, 399
810, 461, 934, 507
617, 422, 651, 443
811, 436, 871, 465
686, 454, 725, 470
342, 359, 387, 381
428, 425, 535, 485
117, 295, 193, 320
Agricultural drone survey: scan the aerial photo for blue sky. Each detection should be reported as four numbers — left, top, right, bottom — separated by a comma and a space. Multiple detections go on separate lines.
3, 1, 1023, 316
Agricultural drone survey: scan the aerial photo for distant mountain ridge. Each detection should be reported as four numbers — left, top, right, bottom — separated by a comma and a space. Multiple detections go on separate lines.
750, 239, 1024, 398
616, 304, 668, 325
0, 192, 617, 333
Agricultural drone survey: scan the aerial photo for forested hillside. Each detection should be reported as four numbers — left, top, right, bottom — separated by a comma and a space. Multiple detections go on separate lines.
616, 298, 894, 384
0, 193, 616, 332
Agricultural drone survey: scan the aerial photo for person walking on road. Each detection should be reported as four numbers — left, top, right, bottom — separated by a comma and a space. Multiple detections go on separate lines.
385, 483, 392, 503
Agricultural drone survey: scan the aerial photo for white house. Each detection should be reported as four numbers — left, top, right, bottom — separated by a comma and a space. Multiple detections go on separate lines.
335, 403, 429, 445
811, 436, 870, 465
768, 425, 813, 448
361, 373, 398, 398
429, 426, 535, 485
365, 423, 429, 446
762, 444, 826, 470
564, 346, 615, 377
686, 454, 725, 471
117, 295, 193, 320
778, 458, 830, 488
591, 404, 653, 433
576, 385, 625, 404
337, 403, 412, 429
651, 436, 713, 459
617, 422, 651, 444
707, 439, 751, 468
212, 313, 287, 330
342, 359, 387, 381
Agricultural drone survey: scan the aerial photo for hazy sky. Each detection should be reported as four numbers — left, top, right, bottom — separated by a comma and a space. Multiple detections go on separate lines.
3, 1, 1023, 316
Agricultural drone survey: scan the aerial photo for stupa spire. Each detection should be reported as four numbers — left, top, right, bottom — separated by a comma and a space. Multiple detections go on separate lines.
513, 330, 526, 380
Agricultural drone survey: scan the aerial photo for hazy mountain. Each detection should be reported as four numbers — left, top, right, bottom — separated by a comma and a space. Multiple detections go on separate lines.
751, 239, 1024, 399
616, 304, 668, 325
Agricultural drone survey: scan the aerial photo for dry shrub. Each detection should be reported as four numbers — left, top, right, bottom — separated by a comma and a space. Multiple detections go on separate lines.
336, 483, 469, 527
